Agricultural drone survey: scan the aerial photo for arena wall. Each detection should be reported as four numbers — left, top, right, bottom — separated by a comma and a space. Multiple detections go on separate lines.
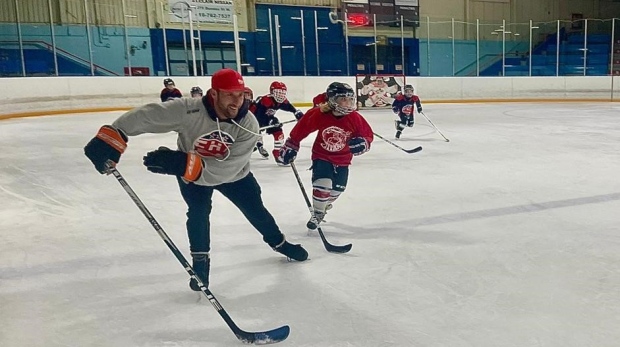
1, 76, 619, 119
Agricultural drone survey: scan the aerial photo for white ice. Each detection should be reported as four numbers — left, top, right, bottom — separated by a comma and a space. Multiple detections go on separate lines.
1, 103, 620, 347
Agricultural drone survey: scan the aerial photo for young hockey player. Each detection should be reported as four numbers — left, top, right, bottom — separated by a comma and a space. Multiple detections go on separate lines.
84, 68, 308, 292
190, 86, 203, 98
250, 81, 304, 165
391, 84, 422, 139
278, 82, 374, 232
160, 78, 182, 102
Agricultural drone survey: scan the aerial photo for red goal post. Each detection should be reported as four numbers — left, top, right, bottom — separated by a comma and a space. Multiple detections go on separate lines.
355, 74, 406, 109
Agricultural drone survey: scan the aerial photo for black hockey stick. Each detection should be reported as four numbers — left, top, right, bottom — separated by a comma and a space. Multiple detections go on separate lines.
290, 162, 352, 253
373, 132, 423, 154
420, 111, 450, 142
108, 165, 289, 345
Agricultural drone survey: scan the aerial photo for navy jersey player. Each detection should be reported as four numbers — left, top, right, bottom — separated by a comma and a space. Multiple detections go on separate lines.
190, 86, 203, 98
391, 85, 422, 139
160, 78, 183, 102
249, 81, 304, 165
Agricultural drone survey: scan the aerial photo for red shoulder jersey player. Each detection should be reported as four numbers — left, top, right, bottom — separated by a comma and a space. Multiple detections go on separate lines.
249, 81, 304, 165
160, 78, 182, 102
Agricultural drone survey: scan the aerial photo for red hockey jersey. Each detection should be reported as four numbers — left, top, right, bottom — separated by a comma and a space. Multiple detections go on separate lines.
288, 107, 373, 166
312, 93, 327, 107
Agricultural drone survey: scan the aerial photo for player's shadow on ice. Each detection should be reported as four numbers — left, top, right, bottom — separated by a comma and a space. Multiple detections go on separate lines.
326, 192, 620, 241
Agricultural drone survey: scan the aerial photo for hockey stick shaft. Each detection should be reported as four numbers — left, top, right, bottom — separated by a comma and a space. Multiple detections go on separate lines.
108, 166, 289, 344
373, 132, 423, 154
258, 119, 297, 132
290, 162, 352, 253
420, 111, 449, 142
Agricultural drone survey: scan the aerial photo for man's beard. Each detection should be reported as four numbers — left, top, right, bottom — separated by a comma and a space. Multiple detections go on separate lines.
217, 102, 238, 119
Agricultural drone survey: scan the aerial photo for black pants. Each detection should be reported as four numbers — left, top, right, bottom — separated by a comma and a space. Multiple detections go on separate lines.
398, 114, 414, 127
177, 172, 284, 253
311, 159, 349, 192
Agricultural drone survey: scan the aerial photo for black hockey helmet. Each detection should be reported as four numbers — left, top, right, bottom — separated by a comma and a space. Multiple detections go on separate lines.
190, 86, 203, 97
163, 78, 175, 86
326, 82, 355, 116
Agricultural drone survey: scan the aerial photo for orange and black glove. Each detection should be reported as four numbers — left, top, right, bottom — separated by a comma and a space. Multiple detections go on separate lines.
84, 125, 128, 173
143, 147, 202, 182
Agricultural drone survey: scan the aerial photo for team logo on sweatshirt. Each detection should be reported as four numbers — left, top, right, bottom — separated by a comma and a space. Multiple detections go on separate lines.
320, 126, 352, 152
193, 131, 234, 159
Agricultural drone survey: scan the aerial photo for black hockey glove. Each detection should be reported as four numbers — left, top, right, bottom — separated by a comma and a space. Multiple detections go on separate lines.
294, 110, 304, 120
84, 125, 128, 174
266, 117, 282, 135
417, 106, 423, 113
348, 137, 369, 156
143, 147, 202, 182
279, 138, 299, 164
269, 117, 280, 126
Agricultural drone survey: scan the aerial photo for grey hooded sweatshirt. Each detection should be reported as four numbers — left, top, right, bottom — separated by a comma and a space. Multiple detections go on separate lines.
112, 91, 259, 186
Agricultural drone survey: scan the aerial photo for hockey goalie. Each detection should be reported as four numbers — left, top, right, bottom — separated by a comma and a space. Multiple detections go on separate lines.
360, 76, 399, 107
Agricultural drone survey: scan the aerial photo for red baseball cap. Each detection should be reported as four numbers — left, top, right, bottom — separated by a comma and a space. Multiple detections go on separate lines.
211, 68, 245, 92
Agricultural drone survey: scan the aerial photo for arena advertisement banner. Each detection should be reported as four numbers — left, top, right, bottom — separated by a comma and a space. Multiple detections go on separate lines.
168, 0, 234, 24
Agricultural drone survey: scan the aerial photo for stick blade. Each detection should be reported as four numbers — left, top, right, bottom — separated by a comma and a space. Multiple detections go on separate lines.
236, 325, 290, 345
325, 242, 353, 253
318, 227, 352, 253
405, 146, 423, 154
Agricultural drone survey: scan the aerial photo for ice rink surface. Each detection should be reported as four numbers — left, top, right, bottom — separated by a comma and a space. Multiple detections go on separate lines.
1, 102, 620, 347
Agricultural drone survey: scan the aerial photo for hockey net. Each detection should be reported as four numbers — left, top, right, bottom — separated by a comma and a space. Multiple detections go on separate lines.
355, 74, 406, 109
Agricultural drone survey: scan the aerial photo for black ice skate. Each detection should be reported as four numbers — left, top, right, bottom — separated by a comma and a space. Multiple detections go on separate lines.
273, 237, 308, 261
257, 146, 269, 158
189, 253, 210, 291
306, 211, 326, 230
395, 130, 402, 139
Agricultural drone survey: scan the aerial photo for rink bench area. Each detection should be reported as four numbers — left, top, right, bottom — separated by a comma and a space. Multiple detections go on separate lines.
1, 75, 619, 119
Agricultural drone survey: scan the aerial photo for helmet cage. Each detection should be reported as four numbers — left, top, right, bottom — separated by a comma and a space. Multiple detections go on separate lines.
272, 89, 287, 103
404, 86, 414, 97
328, 94, 356, 116
190, 87, 203, 97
